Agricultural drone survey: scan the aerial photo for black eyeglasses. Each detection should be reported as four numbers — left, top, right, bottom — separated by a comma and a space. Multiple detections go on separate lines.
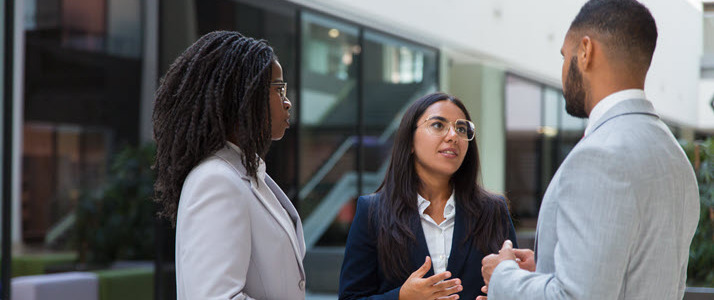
271, 82, 287, 100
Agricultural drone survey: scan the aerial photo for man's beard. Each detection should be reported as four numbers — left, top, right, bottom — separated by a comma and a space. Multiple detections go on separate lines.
563, 56, 588, 118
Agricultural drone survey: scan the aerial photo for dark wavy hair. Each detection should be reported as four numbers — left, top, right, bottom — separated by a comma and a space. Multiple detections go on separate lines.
152, 31, 276, 224
374, 92, 510, 281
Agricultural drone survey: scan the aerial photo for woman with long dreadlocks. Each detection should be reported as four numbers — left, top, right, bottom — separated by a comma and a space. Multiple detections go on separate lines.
152, 31, 303, 299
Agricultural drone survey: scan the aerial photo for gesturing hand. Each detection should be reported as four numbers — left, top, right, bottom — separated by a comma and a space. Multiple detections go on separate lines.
399, 256, 463, 300
514, 248, 535, 272
480, 240, 515, 285
477, 241, 534, 300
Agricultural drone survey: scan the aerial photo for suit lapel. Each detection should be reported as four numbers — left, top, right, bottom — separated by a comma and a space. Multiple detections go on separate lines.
215, 146, 305, 278
410, 212, 434, 277
265, 174, 306, 258
247, 176, 305, 277
446, 200, 473, 278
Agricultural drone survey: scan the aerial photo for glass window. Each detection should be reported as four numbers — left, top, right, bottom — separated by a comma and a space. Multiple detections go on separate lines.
299, 12, 360, 247
540, 88, 561, 193
557, 91, 586, 162
505, 75, 542, 221
505, 75, 584, 225
20, 0, 148, 287
195, 0, 299, 199
362, 30, 437, 181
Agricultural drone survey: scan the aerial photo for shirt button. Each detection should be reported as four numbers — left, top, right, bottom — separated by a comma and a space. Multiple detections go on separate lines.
298, 279, 306, 291
440, 254, 446, 260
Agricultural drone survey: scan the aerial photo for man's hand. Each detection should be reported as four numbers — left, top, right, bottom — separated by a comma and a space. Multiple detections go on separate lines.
481, 240, 516, 285
475, 285, 489, 300
514, 248, 535, 272
478, 243, 536, 300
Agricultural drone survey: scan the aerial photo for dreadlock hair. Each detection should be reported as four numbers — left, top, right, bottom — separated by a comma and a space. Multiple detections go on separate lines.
374, 92, 510, 281
152, 31, 276, 225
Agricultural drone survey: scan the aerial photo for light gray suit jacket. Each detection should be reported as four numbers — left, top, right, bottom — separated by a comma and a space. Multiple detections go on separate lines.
176, 146, 306, 300
489, 98, 699, 299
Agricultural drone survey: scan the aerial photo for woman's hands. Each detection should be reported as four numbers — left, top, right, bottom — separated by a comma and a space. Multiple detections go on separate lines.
399, 256, 463, 300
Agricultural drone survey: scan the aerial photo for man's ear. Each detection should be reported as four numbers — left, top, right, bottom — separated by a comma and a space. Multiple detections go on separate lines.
579, 36, 594, 71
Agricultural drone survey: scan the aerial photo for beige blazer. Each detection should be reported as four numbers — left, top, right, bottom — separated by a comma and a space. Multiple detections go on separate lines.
176, 146, 306, 300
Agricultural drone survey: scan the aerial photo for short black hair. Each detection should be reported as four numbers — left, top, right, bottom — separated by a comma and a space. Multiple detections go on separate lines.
569, 0, 658, 72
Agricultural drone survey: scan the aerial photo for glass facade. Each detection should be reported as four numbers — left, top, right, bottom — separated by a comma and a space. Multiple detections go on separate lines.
505, 74, 585, 227
15, 0, 152, 297
298, 11, 360, 223
23, 0, 144, 242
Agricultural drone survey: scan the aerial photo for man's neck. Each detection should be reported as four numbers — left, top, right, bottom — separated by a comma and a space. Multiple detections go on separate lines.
586, 83, 644, 116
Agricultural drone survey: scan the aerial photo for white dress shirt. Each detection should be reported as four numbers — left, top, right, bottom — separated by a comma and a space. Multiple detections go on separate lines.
417, 191, 456, 275
584, 89, 647, 137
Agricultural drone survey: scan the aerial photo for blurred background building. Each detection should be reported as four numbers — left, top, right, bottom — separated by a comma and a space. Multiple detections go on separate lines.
1, 0, 713, 299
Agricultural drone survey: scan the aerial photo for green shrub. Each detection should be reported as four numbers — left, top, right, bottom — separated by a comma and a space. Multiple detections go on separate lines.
74, 143, 157, 265
682, 138, 714, 287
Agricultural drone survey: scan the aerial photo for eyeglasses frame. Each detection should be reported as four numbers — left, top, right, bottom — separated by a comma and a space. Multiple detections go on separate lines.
416, 114, 476, 141
270, 81, 288, 101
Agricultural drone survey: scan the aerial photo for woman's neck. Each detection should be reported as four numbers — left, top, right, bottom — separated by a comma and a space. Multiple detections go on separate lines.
418, 177, 452, 205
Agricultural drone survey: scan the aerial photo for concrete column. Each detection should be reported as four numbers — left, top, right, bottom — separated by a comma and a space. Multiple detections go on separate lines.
448, 62, 506, 193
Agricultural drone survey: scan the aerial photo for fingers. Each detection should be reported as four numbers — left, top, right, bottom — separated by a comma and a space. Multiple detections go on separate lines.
432, 278, 461, 291
481, 253, 498, 285
513, 248, 533, 259
432, 282, 462, 299
513, 249, 536, 272
411, 256, 432, 278
481, 285, 488, 294
475, 296, 487, 300
499, 240, 513, 252
425, 270, 453, 285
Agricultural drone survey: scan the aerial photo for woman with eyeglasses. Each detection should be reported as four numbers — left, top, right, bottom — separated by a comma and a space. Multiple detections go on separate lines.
339, 92, 517, 300
152, 31, 304, 299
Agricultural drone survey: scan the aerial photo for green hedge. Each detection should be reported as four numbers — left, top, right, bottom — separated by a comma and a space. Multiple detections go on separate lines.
94, 267, 153, 300
0, 253, 76, 277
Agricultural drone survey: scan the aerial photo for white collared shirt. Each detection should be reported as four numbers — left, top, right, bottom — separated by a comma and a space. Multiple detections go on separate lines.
584, 89, 647, 137
417, 192, 456, 275
226, 141, 298, 247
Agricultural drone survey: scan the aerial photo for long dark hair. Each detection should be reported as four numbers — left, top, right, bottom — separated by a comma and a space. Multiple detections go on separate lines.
375, 92, 509, 281
152, 31, 276, 224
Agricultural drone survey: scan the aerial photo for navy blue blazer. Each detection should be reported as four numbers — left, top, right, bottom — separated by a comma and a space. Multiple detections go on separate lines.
339, 193, 518, 300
